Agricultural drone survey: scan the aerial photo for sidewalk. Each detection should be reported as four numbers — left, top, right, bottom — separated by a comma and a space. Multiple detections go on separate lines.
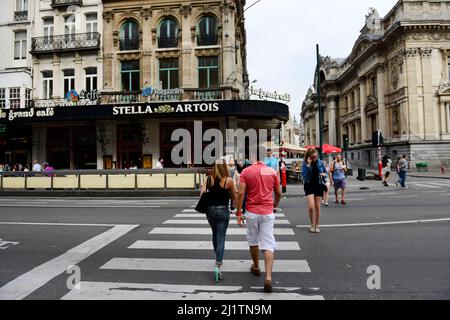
284, 176, 401, 199
355, 167, 450, 180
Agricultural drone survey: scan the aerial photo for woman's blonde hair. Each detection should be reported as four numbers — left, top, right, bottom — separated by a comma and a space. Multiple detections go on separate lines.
212, 159, 230, 180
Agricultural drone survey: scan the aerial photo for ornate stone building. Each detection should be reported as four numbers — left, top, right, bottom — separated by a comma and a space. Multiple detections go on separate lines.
302, 0, 450, 168
0, 0, 289, 170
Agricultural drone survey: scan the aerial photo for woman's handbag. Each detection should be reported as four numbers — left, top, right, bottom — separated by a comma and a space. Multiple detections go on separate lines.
195, 177, 212, 214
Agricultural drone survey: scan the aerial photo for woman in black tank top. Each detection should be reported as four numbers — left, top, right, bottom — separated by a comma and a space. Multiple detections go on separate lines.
200, 159, 237, 283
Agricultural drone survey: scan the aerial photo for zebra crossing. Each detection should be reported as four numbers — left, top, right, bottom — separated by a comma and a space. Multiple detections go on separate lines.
62, 206, 324, 300
409, 180, 450, 190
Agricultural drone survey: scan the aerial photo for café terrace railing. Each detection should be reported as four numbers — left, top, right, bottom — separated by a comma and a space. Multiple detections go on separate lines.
0, 168, 208, 192
30, 88, 242, 108
31, 32, 101, 55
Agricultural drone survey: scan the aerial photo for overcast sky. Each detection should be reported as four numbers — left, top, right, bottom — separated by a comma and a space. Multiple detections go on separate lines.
245, 0, 397, 121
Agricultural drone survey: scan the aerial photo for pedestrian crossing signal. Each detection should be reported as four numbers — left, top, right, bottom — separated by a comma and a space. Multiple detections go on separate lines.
343, 134, 349, 152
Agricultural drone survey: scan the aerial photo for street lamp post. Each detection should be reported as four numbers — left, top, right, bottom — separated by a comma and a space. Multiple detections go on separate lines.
316, 44, 324, 160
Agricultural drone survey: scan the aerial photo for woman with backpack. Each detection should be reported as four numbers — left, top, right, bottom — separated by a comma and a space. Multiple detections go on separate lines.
200, 159, 237, 283
330, 154, 348, 205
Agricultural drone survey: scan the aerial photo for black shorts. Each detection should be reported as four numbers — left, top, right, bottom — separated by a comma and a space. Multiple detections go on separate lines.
304, 183, 324, 198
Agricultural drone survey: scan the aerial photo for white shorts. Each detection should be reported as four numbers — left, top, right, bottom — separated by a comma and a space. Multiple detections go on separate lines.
245, 212, 277, 253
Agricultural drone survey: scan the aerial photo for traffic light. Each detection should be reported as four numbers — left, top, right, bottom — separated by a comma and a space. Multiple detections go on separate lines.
343, 134, 349, 152
372, 130, 384, 148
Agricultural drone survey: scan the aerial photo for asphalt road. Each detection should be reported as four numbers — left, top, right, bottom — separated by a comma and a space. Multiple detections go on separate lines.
0, 177, 449, 300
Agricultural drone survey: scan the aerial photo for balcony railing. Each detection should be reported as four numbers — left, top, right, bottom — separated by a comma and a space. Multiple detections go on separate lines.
197, 34, 218, 46
51, 0, 82, 8
119, 38, 140, 51
14, 11, 28, 22
158, 36, 179, 49
31, 32, 101, 55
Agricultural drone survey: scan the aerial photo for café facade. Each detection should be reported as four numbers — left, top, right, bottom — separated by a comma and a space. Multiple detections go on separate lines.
0, 96, 289, 169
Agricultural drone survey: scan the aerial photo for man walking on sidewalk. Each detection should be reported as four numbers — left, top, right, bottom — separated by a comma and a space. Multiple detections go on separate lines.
397, 155, 408, 188
236, 148, 282, 293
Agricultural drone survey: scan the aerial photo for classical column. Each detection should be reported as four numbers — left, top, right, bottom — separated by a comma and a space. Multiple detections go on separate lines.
328, 96, 337, 146
376, 65, 387, 136
359, 78, 368, 142
222, 3, 236, 86
181, 5, 194, 88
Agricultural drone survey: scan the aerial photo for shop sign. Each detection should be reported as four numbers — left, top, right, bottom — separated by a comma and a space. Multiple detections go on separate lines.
79, 89, 100, 102
250, 86, 291, 103
0, 107, 55, 122
142, 87, 184, 98
66, 90, 79, 102
112, 102, 219, 116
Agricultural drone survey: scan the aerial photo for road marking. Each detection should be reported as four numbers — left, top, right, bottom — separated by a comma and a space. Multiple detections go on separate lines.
183, 209, 198, 213
425, 182, 450, 187
163, 219, 291, 225
388, 195, 418, 199
0, 239, 19, 250
412, 184, 441, 189
129, 240, 301, 251
0, 205, 161, 208
101, 258, 311, 273
149, 228, 295, 236
0, 222, 117, 227
297, 218, 450, 228
174, 214, 287, 218
0, 224, 138, 300
61, 282, 324, 300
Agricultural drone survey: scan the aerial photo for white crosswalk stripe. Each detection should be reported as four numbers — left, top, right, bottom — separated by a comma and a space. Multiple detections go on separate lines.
149, 227, 296, 235
62, 282, 324, 300
101, 258, 312, 273
129, 240, 301, 251
66, 206, 323, 300
163, 219, 291, 225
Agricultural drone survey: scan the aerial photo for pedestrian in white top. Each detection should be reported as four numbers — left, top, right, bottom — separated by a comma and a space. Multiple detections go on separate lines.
32, 160, 42, 172
156, 158, 164, 169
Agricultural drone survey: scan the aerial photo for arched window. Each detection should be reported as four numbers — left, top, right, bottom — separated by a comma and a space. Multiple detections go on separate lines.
197, 16, 218, 46
120, 20, 139, 51
158, 18, 178, 48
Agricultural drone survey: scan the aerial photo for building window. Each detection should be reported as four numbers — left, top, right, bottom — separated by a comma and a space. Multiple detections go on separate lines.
198, 56, 219, 88
64, 15, 76, 42
85, 67, 97, 92
0, 88, 6, 108
9, 88, 21, 109
43, 17, 54, 40
158, 18, 178, 48
159, 58, 179, 89
42, 71, 53, 100
86, 14, 98, 34
14, 31, 27, 60
197, 16, 218, 46
16, 0, 28, 11
25, 88, 31, 108
63, 69, 75, 96
119, 20, 139, 51
121, 60, 140, 92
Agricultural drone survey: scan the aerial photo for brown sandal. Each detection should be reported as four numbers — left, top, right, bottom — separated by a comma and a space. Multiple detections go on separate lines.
264, 280, 273, 293
250, 264, 261, 277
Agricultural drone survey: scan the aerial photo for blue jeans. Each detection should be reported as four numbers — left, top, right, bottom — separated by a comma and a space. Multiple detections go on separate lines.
399, 170, 407, 187
206, 206, 230, 265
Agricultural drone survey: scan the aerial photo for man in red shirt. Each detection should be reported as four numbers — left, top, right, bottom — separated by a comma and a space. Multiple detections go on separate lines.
236, 150, 282, 293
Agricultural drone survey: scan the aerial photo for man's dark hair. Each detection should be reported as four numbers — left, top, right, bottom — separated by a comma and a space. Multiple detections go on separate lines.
402, 154, 407, 159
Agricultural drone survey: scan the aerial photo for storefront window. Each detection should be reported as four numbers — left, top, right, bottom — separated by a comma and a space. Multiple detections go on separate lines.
159, 58, 179, 89
121, 60, 140, 92
198, 56, 219, 88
